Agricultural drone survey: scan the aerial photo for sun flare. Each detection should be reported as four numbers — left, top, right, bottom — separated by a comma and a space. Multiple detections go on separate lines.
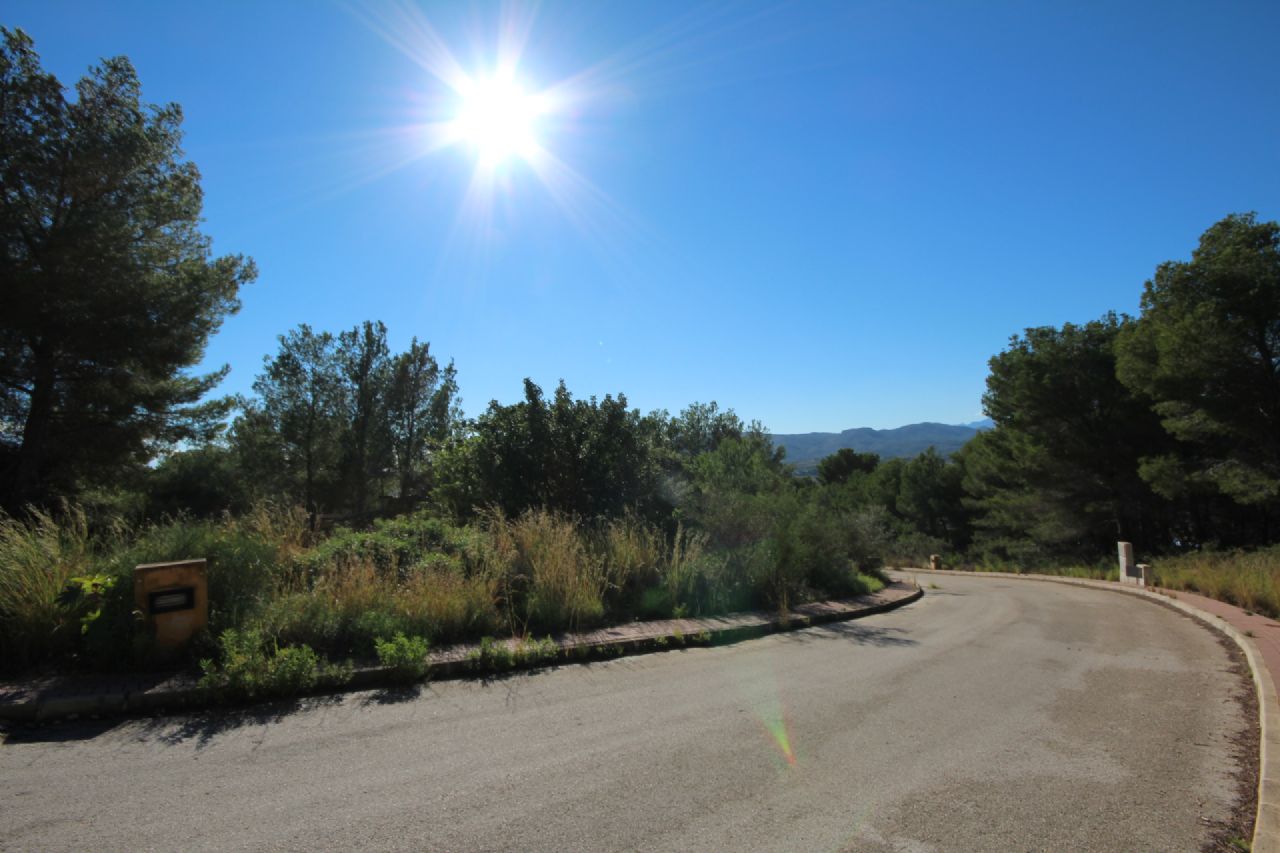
452, 74, 547, 166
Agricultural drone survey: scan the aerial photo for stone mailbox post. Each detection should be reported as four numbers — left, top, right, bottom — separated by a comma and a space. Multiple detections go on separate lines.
929, 554, 943, 571
134, 558, 208, 655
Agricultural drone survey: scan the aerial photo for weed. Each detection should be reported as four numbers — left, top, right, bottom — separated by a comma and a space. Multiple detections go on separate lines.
374, 632, 430, 682
0, 507, 99, 669
467, 636, 516, 671
198, 627, 320, 700
1245, 630, 1257, 638
1152, 547, 1280, 619
515, 635, 560, 664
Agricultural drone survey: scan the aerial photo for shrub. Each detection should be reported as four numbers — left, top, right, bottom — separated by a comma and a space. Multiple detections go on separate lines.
374, 632, 430, 681
101, 515, 284, 637
0, 507, 107, 671
198, 627, 319, 699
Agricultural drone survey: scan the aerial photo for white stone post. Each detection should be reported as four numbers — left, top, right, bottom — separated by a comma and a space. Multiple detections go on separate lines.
1117, 541, 1141, 585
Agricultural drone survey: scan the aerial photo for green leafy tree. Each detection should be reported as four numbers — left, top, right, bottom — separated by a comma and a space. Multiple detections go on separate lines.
1117, 213, 1280, 508
964, 314, 1170, 560
249, 325, 346, 524
0, 28, 255, 510
386, 338, 458, 506
337, 321, 391, 515
144, 443, 248, 519
465, 379, 663, 520
897, 447, 968, 546
665, 401, 756, 457
817, 448, 880, 485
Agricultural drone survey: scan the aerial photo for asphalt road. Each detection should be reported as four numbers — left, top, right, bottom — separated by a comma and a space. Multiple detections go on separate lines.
0, 574, 1253, 852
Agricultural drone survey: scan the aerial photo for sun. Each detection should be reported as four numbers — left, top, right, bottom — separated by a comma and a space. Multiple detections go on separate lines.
451, 73, 548, 167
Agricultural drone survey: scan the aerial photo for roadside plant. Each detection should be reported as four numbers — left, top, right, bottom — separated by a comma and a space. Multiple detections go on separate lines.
374, 632, 430, 682
199, 627, 320, 699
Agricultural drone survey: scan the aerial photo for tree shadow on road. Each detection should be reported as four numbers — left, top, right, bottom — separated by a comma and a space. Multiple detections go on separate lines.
359, 684, 424, 706
137, 694, 349, 749
1, 716, 126, 745
774, 621, 918, 648
1, 693, 348, 749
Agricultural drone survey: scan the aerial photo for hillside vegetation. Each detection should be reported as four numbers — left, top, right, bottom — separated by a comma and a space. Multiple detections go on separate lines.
3, 32, 1280, 679
773, 422, 988, 474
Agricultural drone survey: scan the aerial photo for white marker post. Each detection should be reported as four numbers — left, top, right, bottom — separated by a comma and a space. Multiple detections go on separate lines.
1117, 541, 1143, 586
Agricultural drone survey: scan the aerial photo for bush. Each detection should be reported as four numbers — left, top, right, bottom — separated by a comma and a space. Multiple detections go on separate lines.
0, 502, 97, 666
296, 512, 477, 580
374, 632, 430, 681
101, 515, 284, 637
198, 627, 320, 699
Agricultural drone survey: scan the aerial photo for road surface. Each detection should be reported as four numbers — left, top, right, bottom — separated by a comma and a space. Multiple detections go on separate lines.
0, 573, 1254, 851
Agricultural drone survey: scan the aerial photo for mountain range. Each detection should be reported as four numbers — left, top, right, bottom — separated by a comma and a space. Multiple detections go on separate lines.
772, 419, 993, 474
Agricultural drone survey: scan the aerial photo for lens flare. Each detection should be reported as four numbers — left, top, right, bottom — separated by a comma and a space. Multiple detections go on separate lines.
760, 710, 798, 767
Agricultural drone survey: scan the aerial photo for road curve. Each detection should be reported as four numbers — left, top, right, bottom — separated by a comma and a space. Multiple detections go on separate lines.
0, 573, 1253, 852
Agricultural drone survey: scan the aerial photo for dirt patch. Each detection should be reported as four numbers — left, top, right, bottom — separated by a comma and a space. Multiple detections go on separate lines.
1201, 630, 1259, 853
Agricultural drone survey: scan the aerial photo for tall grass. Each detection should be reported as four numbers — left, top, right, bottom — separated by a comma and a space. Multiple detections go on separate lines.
2, 499, 899, 676
260, 556, 500, 654
0, 507, 100, 668
488, 509, 606, 633
1154, 547, 1280, 618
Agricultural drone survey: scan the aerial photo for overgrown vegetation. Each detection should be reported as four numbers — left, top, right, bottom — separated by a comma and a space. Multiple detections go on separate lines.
1152, 548, 1280, 619
0, 489, 893, 675
3, 31, 1280, 680
374, 632, 431, 682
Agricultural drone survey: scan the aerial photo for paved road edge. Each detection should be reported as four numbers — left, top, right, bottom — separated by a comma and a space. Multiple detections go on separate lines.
897, 567, 1280, 853
0, 582, 924, 726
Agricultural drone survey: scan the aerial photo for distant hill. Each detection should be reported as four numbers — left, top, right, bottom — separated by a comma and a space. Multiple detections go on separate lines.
772, 420, 991, 474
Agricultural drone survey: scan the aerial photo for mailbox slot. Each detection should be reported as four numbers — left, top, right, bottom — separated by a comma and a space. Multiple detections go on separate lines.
149, 587, 196, 614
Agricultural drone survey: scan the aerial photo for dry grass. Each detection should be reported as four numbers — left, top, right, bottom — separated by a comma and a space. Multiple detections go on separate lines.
0, 506, 104, 667
1154, 547, 1280, 618
503, 509, 606, 632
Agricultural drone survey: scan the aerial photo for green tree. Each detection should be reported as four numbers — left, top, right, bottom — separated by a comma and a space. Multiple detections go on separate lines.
0, 29, 255, 510
1117, 213, 1280, 509
817, 448, 880, 485
144, 443, 248, 519
665, 401, 751, 457
249, 325, 346, 525
965, 314, 1170, 560
897, 447, 968, 546
337, 321, 391, 515
465, 379, 663, 520
386, 338, 458, 506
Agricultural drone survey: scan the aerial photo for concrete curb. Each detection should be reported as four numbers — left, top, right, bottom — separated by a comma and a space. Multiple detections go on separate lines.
900, 567, 1280, 853
0, 582, 923, 725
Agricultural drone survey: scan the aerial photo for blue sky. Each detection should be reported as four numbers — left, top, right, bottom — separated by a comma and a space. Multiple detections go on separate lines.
8, 1, 1280, 432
